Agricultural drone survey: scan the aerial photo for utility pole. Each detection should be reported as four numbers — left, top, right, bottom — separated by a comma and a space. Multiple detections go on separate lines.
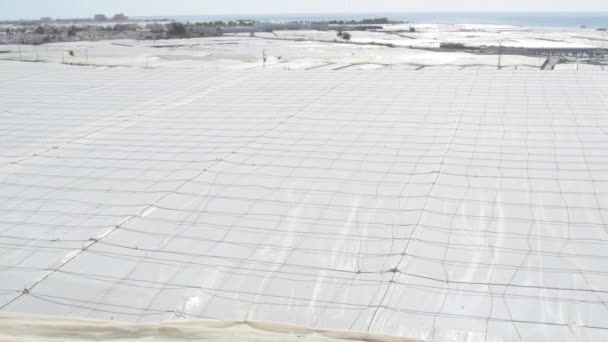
497, 40, 503, 70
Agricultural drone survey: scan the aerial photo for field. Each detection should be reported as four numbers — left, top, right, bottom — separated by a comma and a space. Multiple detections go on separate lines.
1, 24, 606, 70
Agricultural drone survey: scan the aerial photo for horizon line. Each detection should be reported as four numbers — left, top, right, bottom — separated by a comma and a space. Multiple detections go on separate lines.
4, 10, 608, 22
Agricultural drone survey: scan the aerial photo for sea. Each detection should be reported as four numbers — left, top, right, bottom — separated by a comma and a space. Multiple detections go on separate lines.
137, 12, 608, 28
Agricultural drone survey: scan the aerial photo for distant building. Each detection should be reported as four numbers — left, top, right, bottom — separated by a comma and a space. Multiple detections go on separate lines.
222, 27, 255, 34
93, 14, 108, 22
40, 17, 53, 22
112, 13, 128, 22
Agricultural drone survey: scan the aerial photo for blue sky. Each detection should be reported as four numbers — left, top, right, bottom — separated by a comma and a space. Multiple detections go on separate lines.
1, 0, 607, 20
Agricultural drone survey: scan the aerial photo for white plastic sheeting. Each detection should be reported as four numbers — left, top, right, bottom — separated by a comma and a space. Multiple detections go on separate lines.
1, 61, 608, 342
